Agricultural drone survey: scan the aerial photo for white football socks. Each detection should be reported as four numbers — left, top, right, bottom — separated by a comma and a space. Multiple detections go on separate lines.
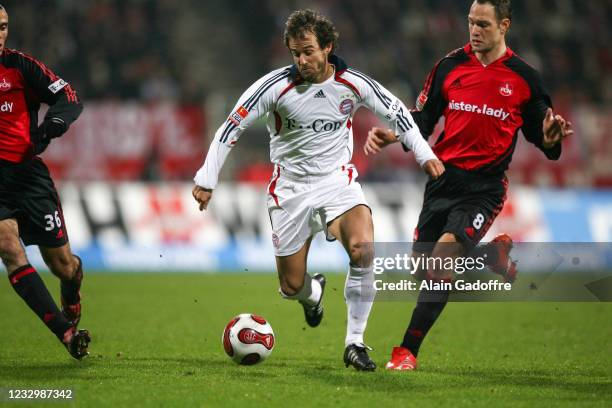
279, 273, 322, 307
344, 265, 375, 347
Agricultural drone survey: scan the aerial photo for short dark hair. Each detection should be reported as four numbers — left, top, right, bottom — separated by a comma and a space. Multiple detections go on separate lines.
476, 0, 512, 21
284, 9, 339, 53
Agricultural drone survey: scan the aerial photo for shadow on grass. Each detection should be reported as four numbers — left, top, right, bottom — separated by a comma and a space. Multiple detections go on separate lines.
423, 366, 612, 396
0, 356, 291, 382
123, 356, 339, 378
0, 360, 93, 382
295, 363, 612, 398
2, 356, 609, 401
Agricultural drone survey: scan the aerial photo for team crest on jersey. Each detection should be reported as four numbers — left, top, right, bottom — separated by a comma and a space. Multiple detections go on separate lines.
229, 105, 249, 126
0, 78, 11, 90
499, 83, 513, 97
339, 99, 354, 115
416, 91, 428, 111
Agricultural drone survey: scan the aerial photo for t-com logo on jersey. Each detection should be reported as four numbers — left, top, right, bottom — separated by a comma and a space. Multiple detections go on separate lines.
284, 117, 343, 132
448, 100, 510, 121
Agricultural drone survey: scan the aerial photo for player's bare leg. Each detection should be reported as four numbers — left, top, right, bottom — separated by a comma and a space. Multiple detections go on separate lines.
0, 219, 27, 271
39, 244, 80, 281
429, 232, 465, 279
0, 219, 89, 359
276, 237, 312, 296
40, 244, 83, 327
276, 237, 326, 327
411, 250, 431, 282
328, 204, 376, 371
387, 232, 462, 370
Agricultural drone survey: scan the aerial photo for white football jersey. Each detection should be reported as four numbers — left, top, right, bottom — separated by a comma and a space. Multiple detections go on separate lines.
194, 56, 437, 188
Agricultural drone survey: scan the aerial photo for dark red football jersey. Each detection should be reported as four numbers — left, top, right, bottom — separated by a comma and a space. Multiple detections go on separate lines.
0, 49, 82, 163
411, 43, 560, 174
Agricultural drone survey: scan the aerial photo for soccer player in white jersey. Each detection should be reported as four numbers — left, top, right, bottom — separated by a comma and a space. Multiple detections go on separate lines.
192, 9, 445, 370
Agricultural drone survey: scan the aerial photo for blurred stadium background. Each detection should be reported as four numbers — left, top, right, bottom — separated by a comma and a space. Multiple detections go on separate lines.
5, 0, 611, 271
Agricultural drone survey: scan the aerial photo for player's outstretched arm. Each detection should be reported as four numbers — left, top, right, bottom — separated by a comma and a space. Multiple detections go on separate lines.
192, 68, 285, 213
542, 108, 573, 149
364, 126, 445, 179
192, 186, 213, 211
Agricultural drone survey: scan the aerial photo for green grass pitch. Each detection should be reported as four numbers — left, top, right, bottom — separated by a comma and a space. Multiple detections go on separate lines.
0, 273, 610, 407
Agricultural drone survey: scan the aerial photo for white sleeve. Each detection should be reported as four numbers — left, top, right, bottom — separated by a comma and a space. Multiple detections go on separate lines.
194, 68, 291, 188
346, 70, 438, 167
193, 137, 231, 189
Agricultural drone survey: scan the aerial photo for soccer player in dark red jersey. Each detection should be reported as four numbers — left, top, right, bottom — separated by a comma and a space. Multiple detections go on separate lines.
0, 5, 90, 359
364, 0, 573, 370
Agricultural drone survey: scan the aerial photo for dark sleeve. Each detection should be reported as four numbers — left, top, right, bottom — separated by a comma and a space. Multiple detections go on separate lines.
517, 64, 561, 160
410, 59, 449, 140
402, 49, 468, 152
16, 52, 83, 132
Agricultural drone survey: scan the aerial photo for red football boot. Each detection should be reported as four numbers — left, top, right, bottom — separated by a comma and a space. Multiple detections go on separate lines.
488, 233, 518, 283
385, 346, 418, 371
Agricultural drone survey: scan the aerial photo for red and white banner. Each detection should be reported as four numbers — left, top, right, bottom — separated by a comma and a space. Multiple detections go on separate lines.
42, 103, 206, 181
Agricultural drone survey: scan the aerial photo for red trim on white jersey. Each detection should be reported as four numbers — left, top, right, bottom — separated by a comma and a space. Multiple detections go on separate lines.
276, 80, 302, 102
334, 70, 361, 98
268, 165, 281, 207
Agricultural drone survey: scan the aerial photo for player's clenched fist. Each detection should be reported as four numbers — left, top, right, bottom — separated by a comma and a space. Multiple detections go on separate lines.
363, 127, 398, 155
192, 185, 213, 211
423, 159, 445, 180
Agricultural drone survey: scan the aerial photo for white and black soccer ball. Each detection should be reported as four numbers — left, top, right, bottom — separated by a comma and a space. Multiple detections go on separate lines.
222, 313, 275, 365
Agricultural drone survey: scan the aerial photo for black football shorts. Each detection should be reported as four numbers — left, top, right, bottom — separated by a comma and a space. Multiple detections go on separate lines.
413, 165, 507, 253
0, 157, 69, 247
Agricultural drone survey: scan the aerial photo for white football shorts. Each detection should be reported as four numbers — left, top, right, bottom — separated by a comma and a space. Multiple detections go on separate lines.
266, 163, 369, 256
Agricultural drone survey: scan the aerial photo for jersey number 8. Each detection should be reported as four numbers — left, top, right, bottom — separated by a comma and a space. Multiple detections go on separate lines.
472, 213, 485, 230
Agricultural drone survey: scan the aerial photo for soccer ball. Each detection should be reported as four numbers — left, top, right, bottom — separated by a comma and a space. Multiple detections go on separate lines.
222, 313, 275, 365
